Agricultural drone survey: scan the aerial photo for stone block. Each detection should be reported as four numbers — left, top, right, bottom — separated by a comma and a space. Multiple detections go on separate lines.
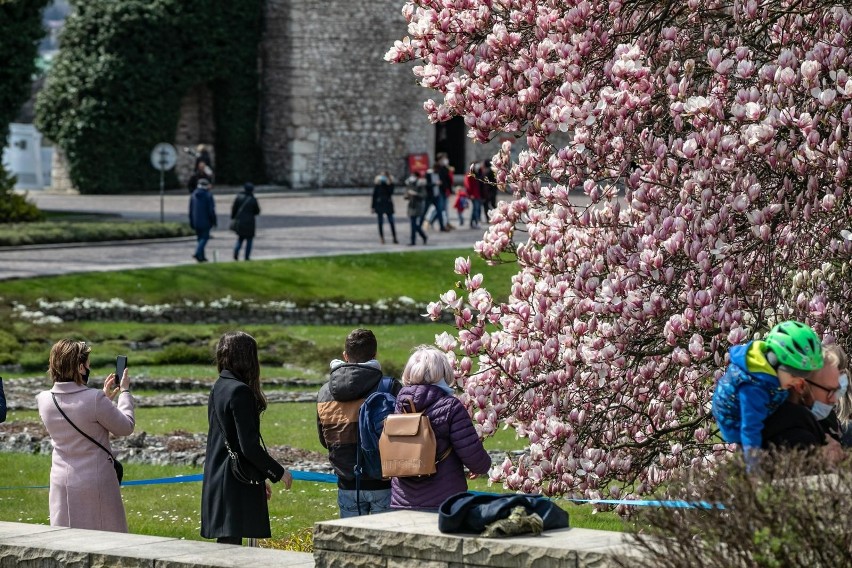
313, 549, 386, 568
0, 546, 89, 568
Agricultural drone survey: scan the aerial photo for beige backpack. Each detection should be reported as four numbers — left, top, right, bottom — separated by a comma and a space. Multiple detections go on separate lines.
379, 400, 451, 478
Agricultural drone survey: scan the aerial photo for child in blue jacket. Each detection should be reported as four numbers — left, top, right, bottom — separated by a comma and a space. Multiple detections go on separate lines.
712, 321, 823, 462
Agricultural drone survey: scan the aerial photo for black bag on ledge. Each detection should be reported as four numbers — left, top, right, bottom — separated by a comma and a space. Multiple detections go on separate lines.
438, 492, 569, 534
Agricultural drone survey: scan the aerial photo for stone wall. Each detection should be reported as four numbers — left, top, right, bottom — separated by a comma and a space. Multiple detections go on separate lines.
261, 0, 433, 188
313, 510, 645, 568
175, 84, 216, 185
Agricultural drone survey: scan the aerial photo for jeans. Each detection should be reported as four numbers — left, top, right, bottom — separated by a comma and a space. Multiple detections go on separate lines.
471, 198, 482, 226
234, 236, 253, 260
376, 213, 397, 241
429, 193, 447, 227
338, 488, 392, 518
425, 194, 445, 230
194, 228, 210, 260
409, 215, 427, 244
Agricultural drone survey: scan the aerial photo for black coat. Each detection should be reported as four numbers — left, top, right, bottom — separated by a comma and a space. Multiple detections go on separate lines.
761, 400, 826, 450
200, 372, 285, 539
230, 193, 260, 238
372, 181, 395, 215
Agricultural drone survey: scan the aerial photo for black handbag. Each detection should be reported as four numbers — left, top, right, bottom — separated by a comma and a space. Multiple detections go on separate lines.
210, 390, 263, 485
51, 393, 124, 484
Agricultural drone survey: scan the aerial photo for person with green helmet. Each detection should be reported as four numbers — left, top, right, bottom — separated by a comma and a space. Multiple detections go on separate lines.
712, 320, 824, 464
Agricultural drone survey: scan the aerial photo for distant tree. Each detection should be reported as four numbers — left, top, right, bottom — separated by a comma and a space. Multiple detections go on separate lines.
0, 0, 48, 222
388, 1, 852, 501
35, 0, 265, 194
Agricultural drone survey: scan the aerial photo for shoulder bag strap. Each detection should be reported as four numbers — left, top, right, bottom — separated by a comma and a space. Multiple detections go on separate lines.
51, 393, 116, 461
233, 196, 252, 219
210, 389, 240, 458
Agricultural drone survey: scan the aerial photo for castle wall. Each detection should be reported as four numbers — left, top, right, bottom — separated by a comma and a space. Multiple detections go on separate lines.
261, 0, 433, 188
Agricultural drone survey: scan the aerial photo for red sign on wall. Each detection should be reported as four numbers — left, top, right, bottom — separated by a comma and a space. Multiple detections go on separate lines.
407, 153, 430, 176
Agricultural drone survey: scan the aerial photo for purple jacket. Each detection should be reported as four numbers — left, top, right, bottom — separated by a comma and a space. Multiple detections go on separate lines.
391, 384, 492, 510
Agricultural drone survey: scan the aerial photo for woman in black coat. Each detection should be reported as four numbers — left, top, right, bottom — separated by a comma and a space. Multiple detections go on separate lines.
371, 172, 398, 244
201, 332, 292, 544
230, 183, 261, 261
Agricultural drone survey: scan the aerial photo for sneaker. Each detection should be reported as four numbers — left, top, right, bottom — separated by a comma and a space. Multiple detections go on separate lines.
233, 251, 239, 261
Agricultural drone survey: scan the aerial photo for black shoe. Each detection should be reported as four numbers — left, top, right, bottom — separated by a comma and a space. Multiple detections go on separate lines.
199, 257, 209, 263
423, 235, 428, 245
407, 242, 415, 246
233, 251, 239, 261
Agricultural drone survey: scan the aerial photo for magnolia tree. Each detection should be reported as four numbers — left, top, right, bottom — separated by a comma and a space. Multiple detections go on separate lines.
387, 0, 852, 505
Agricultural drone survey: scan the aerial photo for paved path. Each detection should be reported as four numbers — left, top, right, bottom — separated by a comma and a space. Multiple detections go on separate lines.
0, 187, 490, 280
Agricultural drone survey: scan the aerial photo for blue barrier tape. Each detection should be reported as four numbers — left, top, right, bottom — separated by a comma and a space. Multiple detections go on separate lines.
0, 469, 338, 490
0, 472, 724, 509
566, 498, 724, 509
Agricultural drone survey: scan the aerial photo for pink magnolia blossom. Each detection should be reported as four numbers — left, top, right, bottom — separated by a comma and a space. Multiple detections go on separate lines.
391, 0, 852, 507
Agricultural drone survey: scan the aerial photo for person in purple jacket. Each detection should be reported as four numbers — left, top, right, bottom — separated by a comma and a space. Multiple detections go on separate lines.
391, 346, 492, 511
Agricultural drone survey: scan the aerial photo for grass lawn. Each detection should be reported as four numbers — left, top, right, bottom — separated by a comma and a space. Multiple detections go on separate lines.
0, 453, 625, 541
0, 249, 516, 305
2, 322, 460, 378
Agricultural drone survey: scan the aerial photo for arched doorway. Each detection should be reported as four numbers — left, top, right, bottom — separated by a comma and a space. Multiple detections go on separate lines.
435, 116, 465, 177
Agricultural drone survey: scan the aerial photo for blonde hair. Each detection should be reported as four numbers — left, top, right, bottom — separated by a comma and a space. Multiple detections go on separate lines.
826, 345, 851, 422
402, 345, 453, 386
48, 339, 91, 385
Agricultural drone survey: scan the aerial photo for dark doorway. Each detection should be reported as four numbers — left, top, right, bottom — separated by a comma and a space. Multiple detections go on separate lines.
435, 116, 466, 176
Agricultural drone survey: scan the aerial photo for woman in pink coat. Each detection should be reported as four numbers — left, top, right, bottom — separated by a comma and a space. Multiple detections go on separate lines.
36, 340, 135, 532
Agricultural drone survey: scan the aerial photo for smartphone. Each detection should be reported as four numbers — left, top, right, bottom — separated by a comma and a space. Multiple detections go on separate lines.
115, 355, 127, 387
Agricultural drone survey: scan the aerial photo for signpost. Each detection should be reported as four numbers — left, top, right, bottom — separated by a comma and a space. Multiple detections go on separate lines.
150, 143, 177, 223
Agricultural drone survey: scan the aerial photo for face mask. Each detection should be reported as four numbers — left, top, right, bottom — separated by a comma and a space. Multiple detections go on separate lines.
839, 373, 848, 397
810, 400, 834, 421
81, 366, 90, 385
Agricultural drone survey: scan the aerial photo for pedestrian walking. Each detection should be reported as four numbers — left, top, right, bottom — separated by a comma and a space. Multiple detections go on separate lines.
230, 183, 261, 261
404, 173, 428, 246
464, 162, 482, 229
453, 185, 469, 227
479, 160, 497, 224
372, 172, 398, 244
189, 178, 217, 262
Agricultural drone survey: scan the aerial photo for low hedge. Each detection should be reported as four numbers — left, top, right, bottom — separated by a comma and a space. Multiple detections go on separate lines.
0, 221, 194, 247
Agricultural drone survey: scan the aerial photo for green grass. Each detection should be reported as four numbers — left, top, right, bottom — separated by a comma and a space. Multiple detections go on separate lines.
0, 249, 515, 304
0, 454, 624, 540
0, 221, 194, 247
2, 322, 458, 377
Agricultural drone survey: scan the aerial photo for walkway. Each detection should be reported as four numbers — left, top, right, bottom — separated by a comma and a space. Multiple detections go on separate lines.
0, 187, 489, 280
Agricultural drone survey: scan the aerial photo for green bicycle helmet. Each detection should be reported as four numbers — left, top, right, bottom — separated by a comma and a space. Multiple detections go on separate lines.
764, 320, 823, 372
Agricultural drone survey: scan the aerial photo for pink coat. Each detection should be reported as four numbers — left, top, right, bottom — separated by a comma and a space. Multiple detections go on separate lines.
36, 381, 135, 532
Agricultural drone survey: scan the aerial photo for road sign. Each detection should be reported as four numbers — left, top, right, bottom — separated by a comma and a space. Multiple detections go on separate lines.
150, 143, 177, 171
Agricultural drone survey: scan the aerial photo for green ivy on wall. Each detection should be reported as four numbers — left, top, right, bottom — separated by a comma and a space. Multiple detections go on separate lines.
35, 0, 265, 194
0, 0, 49, 221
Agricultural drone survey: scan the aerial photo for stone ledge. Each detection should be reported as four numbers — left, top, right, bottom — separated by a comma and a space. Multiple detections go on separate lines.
312, 510, 644, 568
0, 521, 314, 567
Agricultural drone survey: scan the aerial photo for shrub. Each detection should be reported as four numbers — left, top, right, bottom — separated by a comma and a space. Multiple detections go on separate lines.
625, 451, 852, 567
263, 527, 314, 553
151, 344, 213, 366
35, 0, 265, 194
0, 172, 43, 224
0, 330, 21, 365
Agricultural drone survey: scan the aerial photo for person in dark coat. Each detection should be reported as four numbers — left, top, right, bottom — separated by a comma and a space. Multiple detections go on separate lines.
317, 328, 402, 517
230, 183, 261, 261
404, 173, 428, 246
201, 332, 292, 544
391, 346, 491, 511
762, 351, 845, 464
371, 172, 398, 244
189, 178, 217, 262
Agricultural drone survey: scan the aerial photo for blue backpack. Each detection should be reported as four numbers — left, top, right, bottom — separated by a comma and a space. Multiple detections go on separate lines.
356, 377, 396, 481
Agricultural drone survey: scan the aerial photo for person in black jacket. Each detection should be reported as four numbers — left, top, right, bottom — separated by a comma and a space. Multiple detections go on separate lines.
371, 172, 398, 244
762, 351, 845, 464
230, 183, 261, 261
317, 328, 402, 517
201, 332, 292, 544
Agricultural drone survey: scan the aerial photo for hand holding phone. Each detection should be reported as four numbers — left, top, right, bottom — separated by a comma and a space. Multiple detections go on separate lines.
115, 355, 128, 390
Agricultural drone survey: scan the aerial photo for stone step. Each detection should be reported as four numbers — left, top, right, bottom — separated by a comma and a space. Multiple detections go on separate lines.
0, 520, 315, 567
